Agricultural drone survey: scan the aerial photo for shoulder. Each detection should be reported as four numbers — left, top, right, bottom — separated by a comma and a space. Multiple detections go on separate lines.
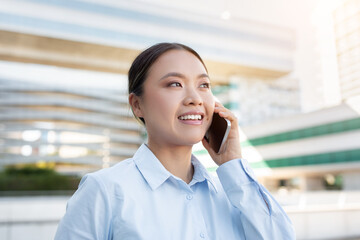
91, 158, 136, 180
84, 158, 138, 188
79, 156, 149, 200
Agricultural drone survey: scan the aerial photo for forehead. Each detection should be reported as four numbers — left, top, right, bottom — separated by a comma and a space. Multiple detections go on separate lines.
147, 49, 207, 78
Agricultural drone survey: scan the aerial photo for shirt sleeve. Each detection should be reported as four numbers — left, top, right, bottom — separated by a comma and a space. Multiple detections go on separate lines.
216, 158, 296, 239
54, 174, 112, 240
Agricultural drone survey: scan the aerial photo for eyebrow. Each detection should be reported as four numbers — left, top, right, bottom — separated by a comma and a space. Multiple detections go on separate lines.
159, 72, 210, 81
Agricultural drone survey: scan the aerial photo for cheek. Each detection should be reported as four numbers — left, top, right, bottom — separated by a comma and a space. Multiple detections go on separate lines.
143, 91, 177, 118
204, 94, 215, 110
156, 92, 176, 108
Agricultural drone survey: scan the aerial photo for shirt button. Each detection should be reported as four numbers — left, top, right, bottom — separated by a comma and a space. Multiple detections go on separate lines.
200, 232, 205, 238
186, 194, 193, 200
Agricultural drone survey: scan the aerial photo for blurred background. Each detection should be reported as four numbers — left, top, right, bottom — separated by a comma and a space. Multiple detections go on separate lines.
0, 0, 359, 239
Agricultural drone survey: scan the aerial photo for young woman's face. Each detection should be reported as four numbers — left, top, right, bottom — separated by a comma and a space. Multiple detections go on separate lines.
137, 49, 215, 147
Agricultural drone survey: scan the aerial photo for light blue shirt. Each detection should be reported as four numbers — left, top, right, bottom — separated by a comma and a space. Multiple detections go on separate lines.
55, 144, 295, 239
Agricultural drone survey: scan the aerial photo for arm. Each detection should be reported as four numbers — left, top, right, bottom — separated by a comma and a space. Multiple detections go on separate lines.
202, 102, 295, 239
216, 158, 296, 239
55, 174, 112, 240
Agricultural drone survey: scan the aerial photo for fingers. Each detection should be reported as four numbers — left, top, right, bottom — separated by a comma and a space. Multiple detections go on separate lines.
213, 103, 238, 123
218, 111, 236, 121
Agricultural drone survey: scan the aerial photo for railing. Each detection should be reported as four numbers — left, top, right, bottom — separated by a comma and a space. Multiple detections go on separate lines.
274, 191, 360, 240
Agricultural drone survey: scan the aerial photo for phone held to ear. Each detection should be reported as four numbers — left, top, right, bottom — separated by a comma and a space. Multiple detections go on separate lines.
204, 112, 231, 154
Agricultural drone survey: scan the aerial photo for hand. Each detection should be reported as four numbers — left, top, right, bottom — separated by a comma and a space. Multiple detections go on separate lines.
202, 102, 242, 166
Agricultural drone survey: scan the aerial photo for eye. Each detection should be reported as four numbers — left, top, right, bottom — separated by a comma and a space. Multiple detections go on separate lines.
199, 82, 210, 88
168, 82, 182, 87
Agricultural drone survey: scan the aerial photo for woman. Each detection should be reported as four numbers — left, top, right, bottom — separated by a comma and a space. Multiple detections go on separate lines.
55, 43, 295, 239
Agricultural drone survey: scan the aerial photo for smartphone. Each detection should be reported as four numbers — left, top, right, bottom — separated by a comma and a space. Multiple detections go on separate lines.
204, 112, 231, 154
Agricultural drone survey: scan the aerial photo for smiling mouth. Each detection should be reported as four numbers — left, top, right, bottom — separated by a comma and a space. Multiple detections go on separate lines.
178, 114, 204, 120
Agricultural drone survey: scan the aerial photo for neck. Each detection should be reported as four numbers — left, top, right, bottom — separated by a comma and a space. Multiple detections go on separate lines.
146, 140, 194, 184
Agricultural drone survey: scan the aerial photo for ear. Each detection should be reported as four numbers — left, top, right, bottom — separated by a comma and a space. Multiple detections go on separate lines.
129, 93, 144, 118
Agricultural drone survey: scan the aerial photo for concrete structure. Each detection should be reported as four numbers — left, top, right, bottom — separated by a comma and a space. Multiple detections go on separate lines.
334, 0, 360, 101
0, 0, 294, 78
0, 74, 143, 172
0, 0, 359, 188
0, 0, 299, 172
192, 0, 360, 192
195, 97, 360, 191
1, 0, 360, 239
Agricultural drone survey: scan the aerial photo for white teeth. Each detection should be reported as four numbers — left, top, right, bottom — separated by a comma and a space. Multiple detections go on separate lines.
179, 114, 202, 120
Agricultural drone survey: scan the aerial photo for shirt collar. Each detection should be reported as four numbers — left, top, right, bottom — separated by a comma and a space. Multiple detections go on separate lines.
133, 144, 218, 193
133, 144, 171, 191
191, 155, 218, 193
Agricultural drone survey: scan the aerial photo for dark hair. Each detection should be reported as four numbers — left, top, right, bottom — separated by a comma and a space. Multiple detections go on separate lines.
128, 42, 208, 124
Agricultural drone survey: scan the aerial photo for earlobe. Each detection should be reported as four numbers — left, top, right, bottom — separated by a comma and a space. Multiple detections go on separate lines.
129, 93, 143, 118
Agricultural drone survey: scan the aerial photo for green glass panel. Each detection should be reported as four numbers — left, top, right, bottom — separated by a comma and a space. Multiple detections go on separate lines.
241, 117, 360, 148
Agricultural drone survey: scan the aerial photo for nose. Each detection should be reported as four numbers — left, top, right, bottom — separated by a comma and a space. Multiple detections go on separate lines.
183, 87, 203, 106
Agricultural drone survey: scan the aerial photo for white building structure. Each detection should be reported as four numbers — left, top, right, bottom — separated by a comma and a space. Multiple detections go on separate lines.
0, 0, 360, 239
0, 0, 359, 187
0, 0, 359, 185
0, 0, 298, 172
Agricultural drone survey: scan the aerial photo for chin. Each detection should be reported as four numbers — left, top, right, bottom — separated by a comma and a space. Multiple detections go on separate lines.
174, 129, 206, 146
181, 136, 204, 146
